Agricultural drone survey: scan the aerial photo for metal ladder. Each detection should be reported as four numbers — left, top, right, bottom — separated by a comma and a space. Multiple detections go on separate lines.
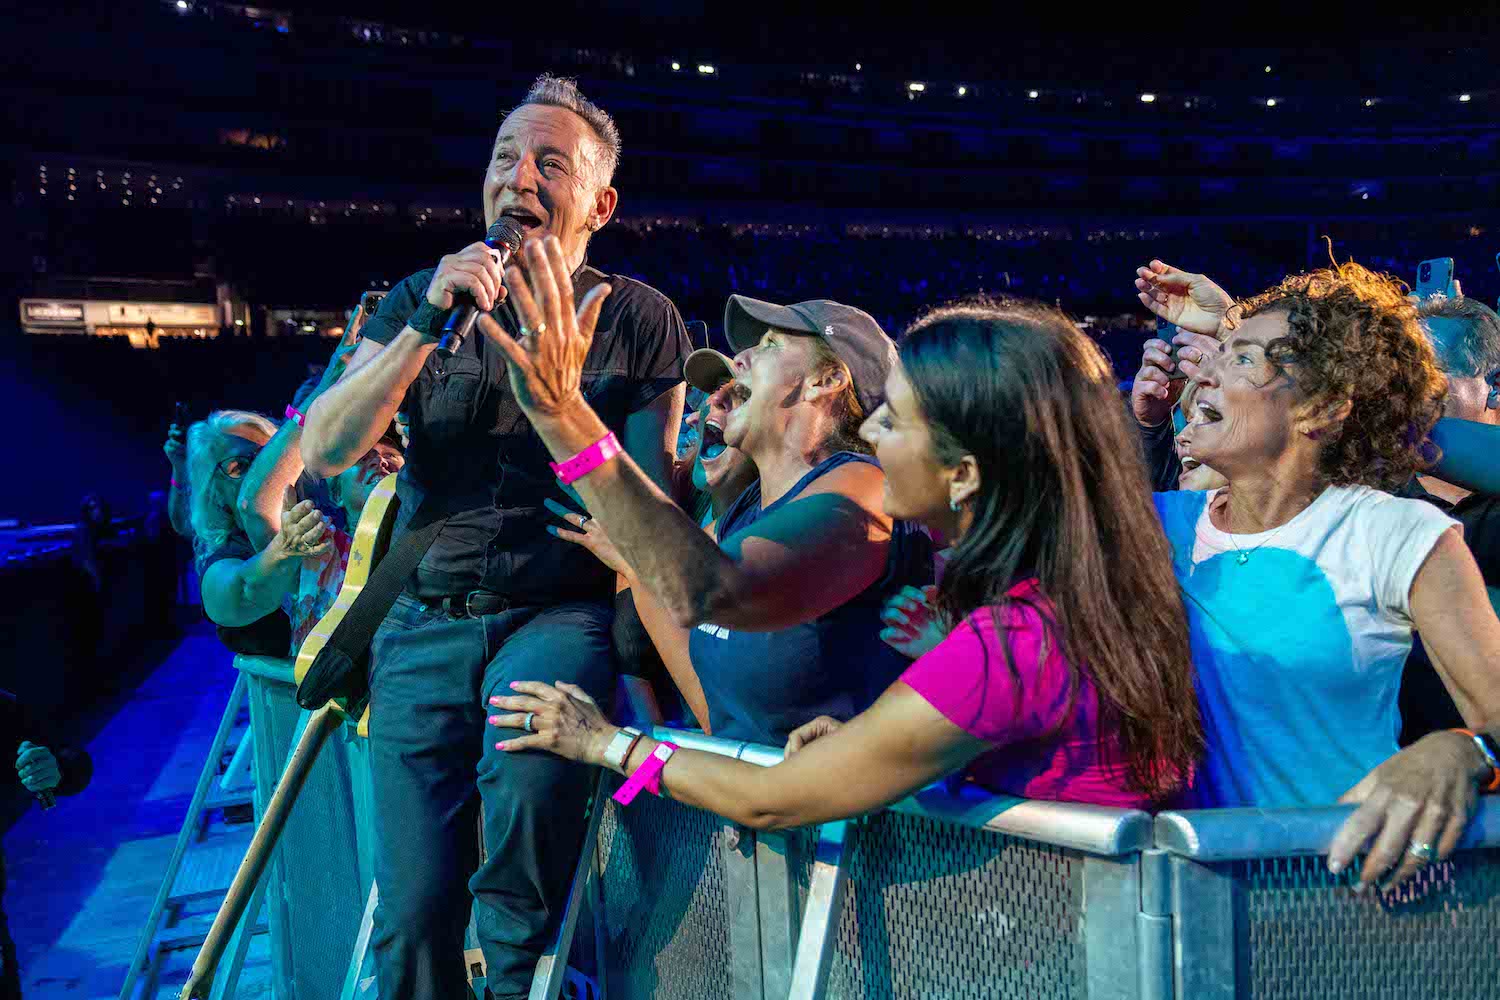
118, 674, 269, 1000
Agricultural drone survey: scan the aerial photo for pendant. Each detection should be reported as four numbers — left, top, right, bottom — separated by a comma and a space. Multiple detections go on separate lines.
1236, 551, 1250, 566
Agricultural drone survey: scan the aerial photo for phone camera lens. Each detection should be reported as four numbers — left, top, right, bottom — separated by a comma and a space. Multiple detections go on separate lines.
1419, 264, 1431, 282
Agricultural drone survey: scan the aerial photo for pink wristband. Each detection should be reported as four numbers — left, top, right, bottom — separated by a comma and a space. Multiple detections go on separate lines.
549, 432, 623, 486
285, 404, 305, 427
612, 741, 678, 806
170, 477, 183, 489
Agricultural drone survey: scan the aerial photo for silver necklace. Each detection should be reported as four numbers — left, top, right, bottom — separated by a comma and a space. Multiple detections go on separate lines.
1215, 494, 1295, 566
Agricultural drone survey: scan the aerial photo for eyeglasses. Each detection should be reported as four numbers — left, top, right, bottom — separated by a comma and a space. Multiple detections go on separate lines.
215, 452, 258, 480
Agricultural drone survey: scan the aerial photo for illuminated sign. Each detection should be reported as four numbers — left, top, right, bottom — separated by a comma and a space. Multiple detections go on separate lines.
22, 300, 85, 323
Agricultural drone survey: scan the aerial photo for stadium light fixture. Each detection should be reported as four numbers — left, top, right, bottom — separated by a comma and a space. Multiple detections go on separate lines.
907, 82, 925, 93
1139, 93, 1156, 103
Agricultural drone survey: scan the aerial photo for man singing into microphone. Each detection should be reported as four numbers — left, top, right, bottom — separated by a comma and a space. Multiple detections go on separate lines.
302, 76, 688, 999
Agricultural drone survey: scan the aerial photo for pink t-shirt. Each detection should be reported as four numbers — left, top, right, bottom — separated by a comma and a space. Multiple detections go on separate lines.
898, 580, 1146, 808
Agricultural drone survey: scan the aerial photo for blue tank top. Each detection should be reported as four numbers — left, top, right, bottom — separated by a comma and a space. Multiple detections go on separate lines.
687, 452, 934, 746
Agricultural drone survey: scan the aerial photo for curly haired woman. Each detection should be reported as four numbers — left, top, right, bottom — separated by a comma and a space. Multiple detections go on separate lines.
1138, 259, 1500, 892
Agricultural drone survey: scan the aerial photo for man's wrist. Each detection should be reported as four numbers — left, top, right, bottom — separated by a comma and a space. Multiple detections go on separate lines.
407, 301, 449, 342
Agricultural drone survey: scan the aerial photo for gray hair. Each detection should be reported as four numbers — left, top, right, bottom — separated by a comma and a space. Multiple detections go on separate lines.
1418, 296, 1500, 379
515, 74, 621, 185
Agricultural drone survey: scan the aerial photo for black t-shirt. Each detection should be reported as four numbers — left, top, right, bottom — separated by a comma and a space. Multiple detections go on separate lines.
361, 261, 690, 602
1398, 485, 1500, 744
202, 539, 295, 657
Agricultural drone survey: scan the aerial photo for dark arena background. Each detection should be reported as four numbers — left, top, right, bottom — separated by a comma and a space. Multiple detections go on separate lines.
4, 2, 1500, 998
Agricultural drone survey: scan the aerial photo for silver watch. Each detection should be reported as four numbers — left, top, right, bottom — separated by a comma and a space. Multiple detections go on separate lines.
603, 727, 643, 770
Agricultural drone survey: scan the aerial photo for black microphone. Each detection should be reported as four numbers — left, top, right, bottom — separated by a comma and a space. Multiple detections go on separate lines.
37, 789, 55, 810
437, 218, 526, 359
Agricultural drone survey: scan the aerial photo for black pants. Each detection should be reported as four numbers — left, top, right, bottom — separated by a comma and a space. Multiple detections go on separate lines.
0, 850, 18, 1000
367, 594, 614, 1000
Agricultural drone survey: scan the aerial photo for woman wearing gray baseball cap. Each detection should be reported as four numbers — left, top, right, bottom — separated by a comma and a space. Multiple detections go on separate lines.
477, 238, 930, 746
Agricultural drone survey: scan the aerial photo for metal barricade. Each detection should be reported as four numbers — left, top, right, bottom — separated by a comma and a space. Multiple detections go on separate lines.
210, 697, 1500, 1000
577, 728, 1154, 1000
1152, 801, 1500, 1000
236, 656, 377, 1000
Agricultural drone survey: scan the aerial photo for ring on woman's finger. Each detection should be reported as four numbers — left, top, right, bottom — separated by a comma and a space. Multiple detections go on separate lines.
533, 321, 548, 336
1406, 841, 1436, 865
577, 515, 591, 528
524, 712, 536, 733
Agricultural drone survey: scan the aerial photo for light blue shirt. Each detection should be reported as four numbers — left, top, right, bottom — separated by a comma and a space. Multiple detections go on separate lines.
1154, 486, 1456, 807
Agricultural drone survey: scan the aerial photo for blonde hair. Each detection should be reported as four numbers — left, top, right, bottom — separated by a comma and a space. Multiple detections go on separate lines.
805, 336, 872, 456
186, 409, 277, 571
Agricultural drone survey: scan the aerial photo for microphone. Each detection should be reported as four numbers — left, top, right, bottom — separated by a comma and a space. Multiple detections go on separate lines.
437, 218, 526, 359
37, 789, 55, 811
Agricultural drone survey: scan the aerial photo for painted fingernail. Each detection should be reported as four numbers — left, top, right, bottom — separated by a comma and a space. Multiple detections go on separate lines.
1327, 859, 1343, 874
509, 681, 520, 689
488, 696, 501, 706
495, 741, 505, 750
488, 715, 500, 725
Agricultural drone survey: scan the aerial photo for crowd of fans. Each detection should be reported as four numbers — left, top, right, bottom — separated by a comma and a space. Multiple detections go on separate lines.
18, 69, 1497, 1000
152, 238, 1500, 897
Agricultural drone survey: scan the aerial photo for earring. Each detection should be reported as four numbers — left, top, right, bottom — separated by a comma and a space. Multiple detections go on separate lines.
949, 497, 961, 512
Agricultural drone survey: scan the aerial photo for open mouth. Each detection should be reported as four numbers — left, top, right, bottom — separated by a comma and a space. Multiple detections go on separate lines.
500, 206, 545, 232
725, 381, 752, 410
700, 420, 729, 462
1180, 456, 1202, 473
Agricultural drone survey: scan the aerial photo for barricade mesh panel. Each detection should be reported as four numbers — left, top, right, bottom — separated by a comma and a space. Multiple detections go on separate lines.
594, 778, 736, 999
253, 676, 370, 1000
826, 810, 1088, 1000
1229, 849, 1500, 1000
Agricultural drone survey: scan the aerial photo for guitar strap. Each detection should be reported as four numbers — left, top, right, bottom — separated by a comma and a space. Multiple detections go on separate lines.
295, 492, 449, 713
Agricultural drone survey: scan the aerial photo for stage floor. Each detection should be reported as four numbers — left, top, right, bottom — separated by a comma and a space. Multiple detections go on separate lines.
5, 621, 275, 999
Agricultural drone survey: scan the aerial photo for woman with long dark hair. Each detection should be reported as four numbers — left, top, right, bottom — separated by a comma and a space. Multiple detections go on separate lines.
488, 296, 1203, 819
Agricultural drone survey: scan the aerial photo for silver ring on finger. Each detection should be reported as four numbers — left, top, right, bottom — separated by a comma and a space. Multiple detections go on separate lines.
524, 712, 536, 734
578, 515, 591, 528
533, 321, 548, 336
1406, 841, 1436, 865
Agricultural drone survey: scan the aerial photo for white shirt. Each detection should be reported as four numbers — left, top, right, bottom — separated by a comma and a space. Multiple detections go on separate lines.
1153, 485, 1457, 807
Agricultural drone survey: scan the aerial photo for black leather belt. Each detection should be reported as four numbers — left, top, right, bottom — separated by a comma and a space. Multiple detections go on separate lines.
426, 590, 510, 619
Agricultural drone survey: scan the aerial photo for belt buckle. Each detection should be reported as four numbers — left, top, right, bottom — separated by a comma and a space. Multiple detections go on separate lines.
464, 590, 506, 618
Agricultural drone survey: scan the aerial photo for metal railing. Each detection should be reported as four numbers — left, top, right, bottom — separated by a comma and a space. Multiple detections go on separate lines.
569, 728, 1500, 1000
204, 664, 1500, 1000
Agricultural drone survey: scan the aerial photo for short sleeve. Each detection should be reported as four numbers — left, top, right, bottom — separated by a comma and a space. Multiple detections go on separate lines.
898, 598, 1073, 747
1362, 493, 1460, 622
359, 270, 431, 347
624, 286, 691, 413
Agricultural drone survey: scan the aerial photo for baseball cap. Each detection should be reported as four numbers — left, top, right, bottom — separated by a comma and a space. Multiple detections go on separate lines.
722, 295, 896, 414
683, 348, 736, 395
